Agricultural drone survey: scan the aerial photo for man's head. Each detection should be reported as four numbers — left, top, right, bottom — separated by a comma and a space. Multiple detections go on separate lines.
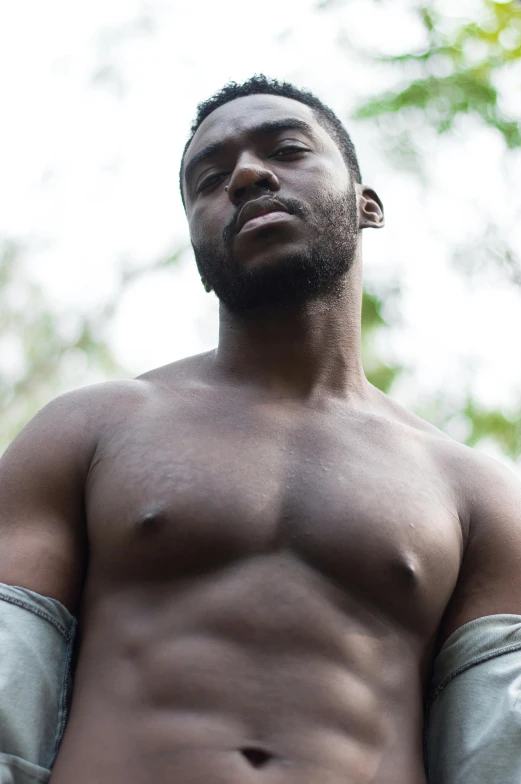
180, 75, 384, 314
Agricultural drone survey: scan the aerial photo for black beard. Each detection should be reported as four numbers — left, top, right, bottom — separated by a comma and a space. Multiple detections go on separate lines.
192, 188, 359, 315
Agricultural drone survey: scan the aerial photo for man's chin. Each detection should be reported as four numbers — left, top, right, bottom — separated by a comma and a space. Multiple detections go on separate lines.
213, 251, 343, 315
217, 285, 307, 316
231, 235, 308, 273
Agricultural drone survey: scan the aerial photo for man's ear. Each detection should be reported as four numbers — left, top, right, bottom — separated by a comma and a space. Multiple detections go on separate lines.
358, 186, 384, 229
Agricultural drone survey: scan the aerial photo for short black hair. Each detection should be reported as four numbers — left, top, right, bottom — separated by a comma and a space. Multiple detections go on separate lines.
179, 74, 362, 204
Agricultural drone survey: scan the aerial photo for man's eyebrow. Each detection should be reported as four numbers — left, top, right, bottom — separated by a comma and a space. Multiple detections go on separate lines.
249, 118, 316, 137
184, 140, 228, 187
183, 118, 316, 186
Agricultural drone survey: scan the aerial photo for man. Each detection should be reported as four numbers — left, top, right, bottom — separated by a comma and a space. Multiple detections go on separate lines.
1, 75, 521, 784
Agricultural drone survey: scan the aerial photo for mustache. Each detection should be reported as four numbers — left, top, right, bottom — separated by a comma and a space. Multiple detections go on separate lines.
222, 194, 311, 248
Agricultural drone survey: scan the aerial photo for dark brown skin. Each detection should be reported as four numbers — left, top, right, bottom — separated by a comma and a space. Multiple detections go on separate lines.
2, 94, 521, 784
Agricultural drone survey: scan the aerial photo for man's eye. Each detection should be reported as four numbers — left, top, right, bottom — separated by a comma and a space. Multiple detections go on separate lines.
273, 145, 308, 157
197, 173, 225, 192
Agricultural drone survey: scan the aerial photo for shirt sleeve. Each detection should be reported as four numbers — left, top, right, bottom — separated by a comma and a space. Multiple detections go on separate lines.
425, 614, 521, 784
0, 583, 77, 783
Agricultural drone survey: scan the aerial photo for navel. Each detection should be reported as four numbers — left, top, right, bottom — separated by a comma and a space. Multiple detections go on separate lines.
239, 746, 276, 769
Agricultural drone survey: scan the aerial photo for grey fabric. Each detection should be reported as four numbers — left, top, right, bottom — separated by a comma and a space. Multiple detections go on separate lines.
425, 614, 521, 783
0, 584, 76, 783
0, 756, 51, 784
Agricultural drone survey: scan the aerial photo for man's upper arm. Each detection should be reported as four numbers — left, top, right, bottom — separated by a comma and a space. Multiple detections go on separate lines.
438, 450, 521, 647
0, 390, 95, 613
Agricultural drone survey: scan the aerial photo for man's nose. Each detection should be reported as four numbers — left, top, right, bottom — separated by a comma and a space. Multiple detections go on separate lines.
226, 158, 279, 205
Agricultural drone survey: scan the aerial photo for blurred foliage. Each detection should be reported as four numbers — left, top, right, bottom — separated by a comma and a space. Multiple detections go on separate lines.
0, 240, 120, 451
354, 1, 521, 147
0, 240, 182, 452
462, 398, 521, 459
321, 0, 521, 461
415, 392, 521, 460
361, 289, 403, 393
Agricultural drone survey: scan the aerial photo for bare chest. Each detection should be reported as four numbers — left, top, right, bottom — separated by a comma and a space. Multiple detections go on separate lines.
85, 397, 462, 634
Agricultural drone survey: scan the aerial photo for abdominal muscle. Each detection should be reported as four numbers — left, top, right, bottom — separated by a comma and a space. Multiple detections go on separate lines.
50, 559, 429, 784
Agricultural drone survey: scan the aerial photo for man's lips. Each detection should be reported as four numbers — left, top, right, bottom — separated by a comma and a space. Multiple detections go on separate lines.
236, 197, 291, 233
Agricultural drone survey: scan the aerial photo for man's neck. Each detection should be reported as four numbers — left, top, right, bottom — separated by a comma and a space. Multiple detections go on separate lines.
212, 262, 370, 402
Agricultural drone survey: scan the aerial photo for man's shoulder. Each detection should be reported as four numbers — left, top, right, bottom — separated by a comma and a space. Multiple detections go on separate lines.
421, 430, 521, 644
370, 386, 455, 450
452, 444, 521, 533
135, 350, 214, 389
373, 388, 520, 511
2, 378, 151, 470
33, 378, 152, 430
32, 350, 214, 432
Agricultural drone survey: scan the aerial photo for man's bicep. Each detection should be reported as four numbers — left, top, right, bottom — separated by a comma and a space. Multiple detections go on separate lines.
0, 393, 92, 613
437, 453, 521, 648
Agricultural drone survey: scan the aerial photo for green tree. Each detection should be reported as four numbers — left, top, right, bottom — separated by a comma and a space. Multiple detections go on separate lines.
354, 0, 521, 151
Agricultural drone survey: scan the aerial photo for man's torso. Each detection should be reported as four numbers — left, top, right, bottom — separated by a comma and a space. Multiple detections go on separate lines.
49, 357, 465, 784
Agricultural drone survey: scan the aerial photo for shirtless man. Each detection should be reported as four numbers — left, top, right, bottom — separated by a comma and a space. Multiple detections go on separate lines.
1, 75, 521, 784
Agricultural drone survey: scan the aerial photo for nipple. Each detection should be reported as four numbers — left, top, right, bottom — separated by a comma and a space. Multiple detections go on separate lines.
134, 504, 165, 534
239, 746, 274, 769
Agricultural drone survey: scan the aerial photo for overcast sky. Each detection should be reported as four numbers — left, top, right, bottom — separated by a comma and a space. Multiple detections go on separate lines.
1, 0, 520, 471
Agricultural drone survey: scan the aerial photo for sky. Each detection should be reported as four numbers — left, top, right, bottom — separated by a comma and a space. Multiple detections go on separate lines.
1, 0, 520, 470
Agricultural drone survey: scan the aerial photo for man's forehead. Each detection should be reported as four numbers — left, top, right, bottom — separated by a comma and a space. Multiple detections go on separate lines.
186, 94, 320, 160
